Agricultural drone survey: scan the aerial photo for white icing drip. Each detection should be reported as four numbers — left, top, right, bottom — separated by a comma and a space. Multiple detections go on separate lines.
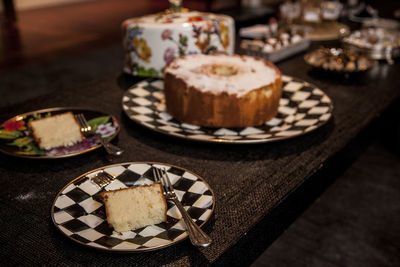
165, 54, 278, 97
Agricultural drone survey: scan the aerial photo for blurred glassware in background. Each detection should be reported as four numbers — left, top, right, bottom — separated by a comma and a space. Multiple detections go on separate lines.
280, 1, 301, 24
321, 1, 342, 21
301, 0, 322, 23
280, 0, 343, 24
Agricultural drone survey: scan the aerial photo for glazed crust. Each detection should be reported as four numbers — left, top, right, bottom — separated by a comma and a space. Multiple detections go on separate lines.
164, 56, 282, 128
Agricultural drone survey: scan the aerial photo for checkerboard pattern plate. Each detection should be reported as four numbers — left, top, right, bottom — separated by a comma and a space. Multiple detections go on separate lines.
51, 162, 214, 252
121, 76, 333, 144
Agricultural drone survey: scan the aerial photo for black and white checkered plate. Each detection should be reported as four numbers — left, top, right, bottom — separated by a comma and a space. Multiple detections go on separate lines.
51, 162, 214, 252
122, 76, 333, 144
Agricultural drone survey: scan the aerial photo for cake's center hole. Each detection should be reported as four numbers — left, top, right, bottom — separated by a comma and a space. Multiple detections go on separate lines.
198, 64, 238, 76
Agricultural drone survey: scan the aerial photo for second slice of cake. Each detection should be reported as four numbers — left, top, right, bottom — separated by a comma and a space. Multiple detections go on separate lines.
100, 183, 168, 232
29, 112, 84, 150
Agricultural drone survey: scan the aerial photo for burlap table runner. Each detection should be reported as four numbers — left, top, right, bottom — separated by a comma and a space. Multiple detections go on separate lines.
0, 48, 399, 266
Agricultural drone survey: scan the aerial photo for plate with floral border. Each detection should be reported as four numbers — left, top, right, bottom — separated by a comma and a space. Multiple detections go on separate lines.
121, 75, 333, 144
0, 107, 120, 159
51, 162, 215, 252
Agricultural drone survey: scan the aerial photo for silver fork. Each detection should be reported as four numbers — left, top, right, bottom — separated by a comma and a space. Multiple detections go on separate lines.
153, 167, 212, 248
90, 170, 115, 187
75, 113, 124, 156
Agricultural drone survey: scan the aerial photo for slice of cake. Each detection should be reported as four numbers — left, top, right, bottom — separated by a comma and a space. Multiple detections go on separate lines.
100, 183, 167, 232
29, 112, 84, 150
163, 54, 282, 128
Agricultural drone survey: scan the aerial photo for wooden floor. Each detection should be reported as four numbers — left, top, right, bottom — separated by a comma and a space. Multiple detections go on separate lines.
0, 0, 213, 71
0, 0, 276, 71
1, 0, 398, 71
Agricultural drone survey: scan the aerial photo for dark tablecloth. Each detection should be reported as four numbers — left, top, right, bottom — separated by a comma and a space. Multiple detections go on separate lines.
0, 46, 399, 265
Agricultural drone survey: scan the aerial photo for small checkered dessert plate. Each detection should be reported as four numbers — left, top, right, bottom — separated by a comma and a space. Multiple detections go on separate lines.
122, 75, 333, 144
51, 162, 215, 252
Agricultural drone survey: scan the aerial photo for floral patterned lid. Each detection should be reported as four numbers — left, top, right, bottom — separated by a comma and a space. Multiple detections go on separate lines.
122, 10, 233, 28
121, 2, 235, 77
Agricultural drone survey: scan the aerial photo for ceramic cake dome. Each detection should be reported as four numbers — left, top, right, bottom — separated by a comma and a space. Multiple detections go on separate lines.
121, 1, 235, 77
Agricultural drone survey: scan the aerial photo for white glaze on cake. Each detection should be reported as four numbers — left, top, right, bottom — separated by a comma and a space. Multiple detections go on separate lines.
164, 54, 278, 97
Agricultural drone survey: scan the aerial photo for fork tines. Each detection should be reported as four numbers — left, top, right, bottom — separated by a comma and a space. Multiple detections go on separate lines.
153, 167, 173, 196
90, 171, 115, 187
75, 113, 92, 134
